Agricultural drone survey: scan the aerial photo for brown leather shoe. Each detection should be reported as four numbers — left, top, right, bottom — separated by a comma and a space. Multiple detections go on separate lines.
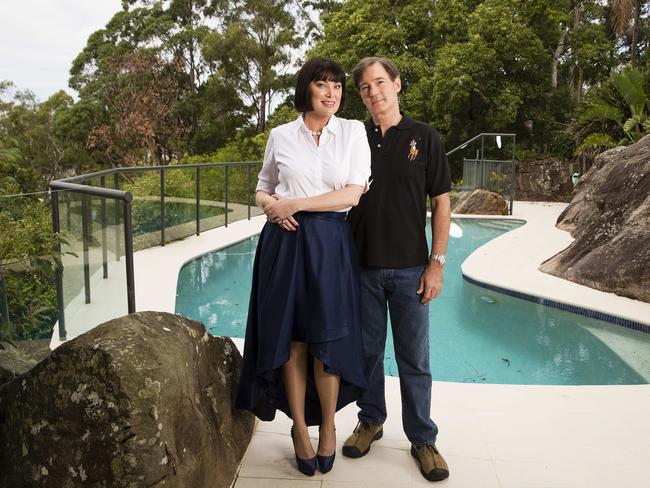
410, 443, 450, 481
341, 421, 383, 458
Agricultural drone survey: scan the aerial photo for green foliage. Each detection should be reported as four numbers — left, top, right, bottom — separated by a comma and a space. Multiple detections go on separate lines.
0, 188, 62, 340
571, 64, 650, 154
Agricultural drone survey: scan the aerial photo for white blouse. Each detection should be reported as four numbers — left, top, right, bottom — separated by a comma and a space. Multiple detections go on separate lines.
256, 115, 371, 211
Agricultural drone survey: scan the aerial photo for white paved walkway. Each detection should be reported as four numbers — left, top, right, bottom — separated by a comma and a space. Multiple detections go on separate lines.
49, 202, 650, 488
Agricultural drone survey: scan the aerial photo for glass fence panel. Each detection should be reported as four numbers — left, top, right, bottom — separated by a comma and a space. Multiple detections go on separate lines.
58, 189, 128, 342
0, 192, 58, 351
120, 169, 162, 251
161, 166, 202, 243
452, 134, 516, 213
241, 162, 264, 219
197, 165, 227, 234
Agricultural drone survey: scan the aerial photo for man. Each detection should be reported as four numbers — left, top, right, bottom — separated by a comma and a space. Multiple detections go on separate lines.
345, 57, 452, 482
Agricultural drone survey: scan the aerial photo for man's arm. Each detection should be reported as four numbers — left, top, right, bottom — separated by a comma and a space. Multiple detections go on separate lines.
417, 192, 451, 304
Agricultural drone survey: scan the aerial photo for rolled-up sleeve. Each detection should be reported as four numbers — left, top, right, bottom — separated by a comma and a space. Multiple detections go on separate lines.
346, 121, 371, 189
256, 130, 279, 193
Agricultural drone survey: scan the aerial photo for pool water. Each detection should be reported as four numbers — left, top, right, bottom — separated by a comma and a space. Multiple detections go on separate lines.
175, 219, 650, 385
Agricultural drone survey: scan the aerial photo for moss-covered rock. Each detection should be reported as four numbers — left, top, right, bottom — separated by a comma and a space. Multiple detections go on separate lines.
0, 311, 254, 487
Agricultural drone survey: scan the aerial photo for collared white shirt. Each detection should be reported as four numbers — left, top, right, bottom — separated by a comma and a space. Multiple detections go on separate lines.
257, 115, 371, 211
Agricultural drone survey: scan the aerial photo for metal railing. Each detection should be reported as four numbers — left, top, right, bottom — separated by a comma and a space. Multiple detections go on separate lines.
49, 161, 261, 341
447, 133, 517, 214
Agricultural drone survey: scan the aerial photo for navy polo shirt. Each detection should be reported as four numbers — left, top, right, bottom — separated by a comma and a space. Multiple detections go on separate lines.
347, 115, 451, 268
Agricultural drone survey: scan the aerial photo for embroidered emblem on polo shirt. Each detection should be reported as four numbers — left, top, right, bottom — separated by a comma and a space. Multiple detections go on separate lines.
408, 139, 419, 161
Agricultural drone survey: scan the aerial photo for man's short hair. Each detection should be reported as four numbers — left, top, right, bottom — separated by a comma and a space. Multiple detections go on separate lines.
294, 57, 346, 112
353, 57, 400, 89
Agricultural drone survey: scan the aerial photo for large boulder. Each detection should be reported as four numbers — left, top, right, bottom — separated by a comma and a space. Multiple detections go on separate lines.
515, 158, 573, 201
0, 311, 255, 487
0, 341, 38, 386
540, 135, 650, 302
453, 189, 509, 215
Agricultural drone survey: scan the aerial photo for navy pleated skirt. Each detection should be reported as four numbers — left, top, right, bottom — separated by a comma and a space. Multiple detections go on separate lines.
236, 211, 366, 426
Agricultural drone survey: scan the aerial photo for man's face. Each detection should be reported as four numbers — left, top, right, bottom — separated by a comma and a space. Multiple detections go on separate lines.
358, 62, 401, 118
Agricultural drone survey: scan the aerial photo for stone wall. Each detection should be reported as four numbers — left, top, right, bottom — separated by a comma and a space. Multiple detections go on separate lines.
515, 158, 573, 202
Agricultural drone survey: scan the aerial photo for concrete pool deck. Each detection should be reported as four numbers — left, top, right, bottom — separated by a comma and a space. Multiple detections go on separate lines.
50, 201, 650, 488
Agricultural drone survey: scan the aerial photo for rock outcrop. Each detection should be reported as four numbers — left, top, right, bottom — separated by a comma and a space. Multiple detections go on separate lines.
0, 311, 255, 487
515, 158, 573, 201
453, 189, 509, 215
540, 135, 650, 302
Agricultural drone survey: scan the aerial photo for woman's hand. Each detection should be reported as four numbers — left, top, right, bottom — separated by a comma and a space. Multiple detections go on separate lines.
264, 195, 301, 232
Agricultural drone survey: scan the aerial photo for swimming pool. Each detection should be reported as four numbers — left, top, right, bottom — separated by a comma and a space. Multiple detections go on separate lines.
175, 219, 650, 385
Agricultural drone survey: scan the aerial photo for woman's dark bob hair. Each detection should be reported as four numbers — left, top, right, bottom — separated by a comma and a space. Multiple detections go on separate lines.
294, 57, 346, 113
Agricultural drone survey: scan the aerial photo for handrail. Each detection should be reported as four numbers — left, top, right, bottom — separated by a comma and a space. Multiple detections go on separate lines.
57, 161, 260, 183
446, 133, 516, 156
49, 180, 133, 202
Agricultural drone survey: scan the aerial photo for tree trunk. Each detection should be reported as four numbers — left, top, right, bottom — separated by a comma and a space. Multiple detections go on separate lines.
631, 1, 641, 65
577, 65, 583, 103
550, 27, 569, 93
257, 90, 267, 133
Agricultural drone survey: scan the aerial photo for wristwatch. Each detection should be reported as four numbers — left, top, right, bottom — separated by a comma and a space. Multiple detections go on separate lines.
430, 253, 446, 267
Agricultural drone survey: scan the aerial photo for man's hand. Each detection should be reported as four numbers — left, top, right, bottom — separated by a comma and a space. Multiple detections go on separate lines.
416, 263, 443, 304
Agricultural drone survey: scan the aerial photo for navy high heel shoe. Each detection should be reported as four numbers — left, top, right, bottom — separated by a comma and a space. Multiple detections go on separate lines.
290, 426, 317, 476
317, 426, 336, 474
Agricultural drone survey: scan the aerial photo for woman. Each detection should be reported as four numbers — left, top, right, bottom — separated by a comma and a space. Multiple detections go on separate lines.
236, 57, 370, 476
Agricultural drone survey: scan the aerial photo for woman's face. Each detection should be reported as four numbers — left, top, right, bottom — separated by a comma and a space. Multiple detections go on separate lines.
308, 79, 342, 117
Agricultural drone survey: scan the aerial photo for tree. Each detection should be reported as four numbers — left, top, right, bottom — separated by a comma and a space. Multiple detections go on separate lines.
0, 82, 85, 191
70, 1, 245, 156
202, 0, 301, 133
85, 51, 187, 165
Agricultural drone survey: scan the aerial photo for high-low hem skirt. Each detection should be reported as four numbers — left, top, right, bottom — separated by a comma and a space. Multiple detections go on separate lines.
236, 211, 366, 426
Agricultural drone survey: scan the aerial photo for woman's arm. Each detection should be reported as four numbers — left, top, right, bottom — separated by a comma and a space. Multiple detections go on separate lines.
255, 190, 278, 209
263, 184, 364, 223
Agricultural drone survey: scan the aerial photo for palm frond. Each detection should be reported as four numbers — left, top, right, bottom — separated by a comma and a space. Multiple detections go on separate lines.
576, 101, 623, 126
612, 65, 647, 117
574, 133, 618, 156
622, 113, 648, 133
612, 0, 636, 35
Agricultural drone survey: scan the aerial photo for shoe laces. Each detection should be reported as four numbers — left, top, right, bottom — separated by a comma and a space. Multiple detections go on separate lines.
419, 443, 440, 456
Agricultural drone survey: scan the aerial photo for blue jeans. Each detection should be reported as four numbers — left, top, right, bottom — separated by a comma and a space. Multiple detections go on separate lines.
357, 266, 438, 445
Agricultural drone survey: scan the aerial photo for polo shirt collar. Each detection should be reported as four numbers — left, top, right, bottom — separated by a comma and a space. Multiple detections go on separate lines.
365, 112, 413, 131
295, 114, 341, 136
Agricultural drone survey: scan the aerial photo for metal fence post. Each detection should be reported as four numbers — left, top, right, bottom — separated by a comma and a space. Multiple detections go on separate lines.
123, 197, 136, 314
160, 169, 165, 246
224, 165, 229, 227
0, 258, 9, 325
65, 195, 71, 232
50, 190, 66, 340
196, 167, 201, 236
81, 194, 91, 304
100, 176, 108, 279
510, 134, 517, 215
114, 173, 122, 261
247, 164, 251, 220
